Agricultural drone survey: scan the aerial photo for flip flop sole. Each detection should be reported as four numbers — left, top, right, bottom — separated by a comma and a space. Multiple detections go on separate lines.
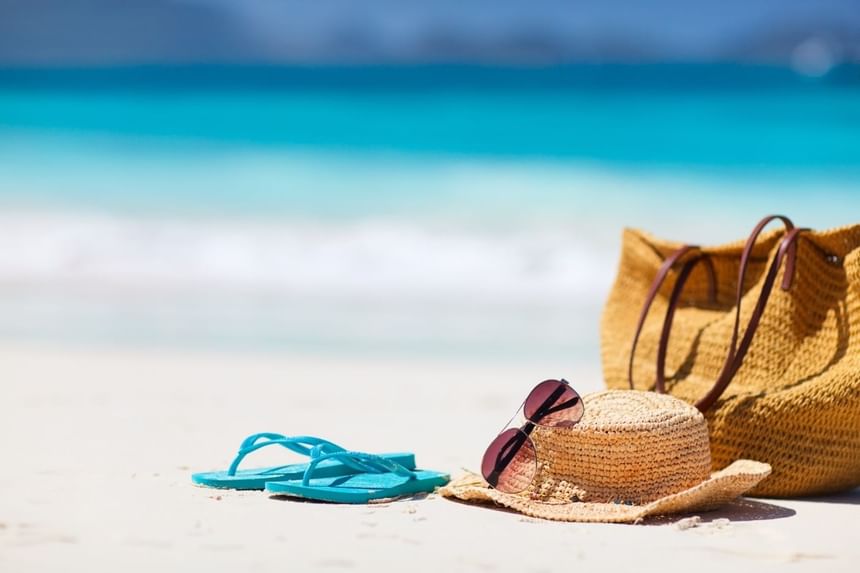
191, 452, 417, 490
265, 469, 450, 503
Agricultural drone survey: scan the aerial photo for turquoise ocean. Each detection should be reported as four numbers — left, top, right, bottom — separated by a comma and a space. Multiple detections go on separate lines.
1, 65, 859, 360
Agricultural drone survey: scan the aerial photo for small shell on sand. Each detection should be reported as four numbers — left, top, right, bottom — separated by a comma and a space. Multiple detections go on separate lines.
674, 516, 702, 530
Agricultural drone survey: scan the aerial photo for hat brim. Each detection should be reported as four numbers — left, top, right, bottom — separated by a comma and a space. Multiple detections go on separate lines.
439, 460, 771, 523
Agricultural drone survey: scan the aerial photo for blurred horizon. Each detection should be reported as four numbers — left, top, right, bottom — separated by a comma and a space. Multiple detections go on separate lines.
2, 0, 860, 71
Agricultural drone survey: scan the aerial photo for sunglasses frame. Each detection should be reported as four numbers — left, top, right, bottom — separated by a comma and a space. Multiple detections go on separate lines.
481, 378, 584, 494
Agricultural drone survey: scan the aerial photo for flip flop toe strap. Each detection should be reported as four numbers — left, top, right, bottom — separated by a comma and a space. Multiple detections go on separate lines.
301, 451, 417, 486
227, 433, 347, 476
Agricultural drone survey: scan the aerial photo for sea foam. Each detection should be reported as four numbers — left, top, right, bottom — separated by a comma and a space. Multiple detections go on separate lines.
0, 210, 615, 303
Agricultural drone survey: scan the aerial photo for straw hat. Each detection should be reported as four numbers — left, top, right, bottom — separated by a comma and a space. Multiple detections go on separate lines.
440, 390, 771, 523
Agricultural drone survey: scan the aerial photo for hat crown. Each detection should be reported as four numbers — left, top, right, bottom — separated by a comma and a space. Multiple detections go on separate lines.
529, 390, 712, 504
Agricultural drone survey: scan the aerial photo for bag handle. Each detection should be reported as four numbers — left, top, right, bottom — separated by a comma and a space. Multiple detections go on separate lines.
687, 225, 803, 411
627, 245, 716, 391
628, 215, 802, 411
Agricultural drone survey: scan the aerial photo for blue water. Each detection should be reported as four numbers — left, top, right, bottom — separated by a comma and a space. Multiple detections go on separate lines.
0, 64, 858, 356
2, 64, 860, 169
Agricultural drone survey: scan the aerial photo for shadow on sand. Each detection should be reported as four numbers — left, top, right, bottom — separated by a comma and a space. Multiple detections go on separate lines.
438, 495, 796, 525
643, 497, 795, 525
267, 491, 432, 505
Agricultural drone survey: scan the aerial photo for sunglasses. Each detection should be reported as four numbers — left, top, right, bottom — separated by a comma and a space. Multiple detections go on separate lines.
480, 379, 584, 494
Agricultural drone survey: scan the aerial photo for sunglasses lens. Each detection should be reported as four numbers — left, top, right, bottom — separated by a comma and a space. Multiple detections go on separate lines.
481, 428, 537, 494
523, 379, 584, 427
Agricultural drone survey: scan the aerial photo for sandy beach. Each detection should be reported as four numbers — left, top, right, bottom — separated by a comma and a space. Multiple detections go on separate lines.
1, 342, 857, 572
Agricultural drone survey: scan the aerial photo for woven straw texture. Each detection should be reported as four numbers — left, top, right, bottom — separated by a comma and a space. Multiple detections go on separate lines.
601, 223, 860, 497
440, 390, 771, 523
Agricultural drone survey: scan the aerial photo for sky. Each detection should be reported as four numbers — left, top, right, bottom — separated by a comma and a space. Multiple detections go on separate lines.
1, 0, 859, 65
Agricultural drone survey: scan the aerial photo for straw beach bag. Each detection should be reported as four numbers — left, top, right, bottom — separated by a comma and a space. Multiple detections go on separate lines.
601, 215, 860, 497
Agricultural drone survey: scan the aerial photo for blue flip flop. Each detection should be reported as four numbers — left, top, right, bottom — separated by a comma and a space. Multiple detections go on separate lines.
192, 433, 416, 490
264, 450, 450, 503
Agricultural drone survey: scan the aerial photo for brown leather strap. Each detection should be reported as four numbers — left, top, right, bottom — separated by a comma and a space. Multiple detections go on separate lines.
694, 227, 805, 411
655, 255, 704, 394
722, 214, 796, 371
627, 245, 710, 390
645, 215, 802, 412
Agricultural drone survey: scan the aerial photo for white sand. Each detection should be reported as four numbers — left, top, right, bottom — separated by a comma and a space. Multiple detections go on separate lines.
1, 343, 857, 572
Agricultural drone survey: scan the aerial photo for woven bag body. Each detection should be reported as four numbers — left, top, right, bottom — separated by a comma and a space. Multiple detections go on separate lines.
601, 218, 860, 497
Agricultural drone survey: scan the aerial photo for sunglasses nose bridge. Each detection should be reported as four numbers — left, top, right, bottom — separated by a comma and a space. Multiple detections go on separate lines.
493, 397, 527, 437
